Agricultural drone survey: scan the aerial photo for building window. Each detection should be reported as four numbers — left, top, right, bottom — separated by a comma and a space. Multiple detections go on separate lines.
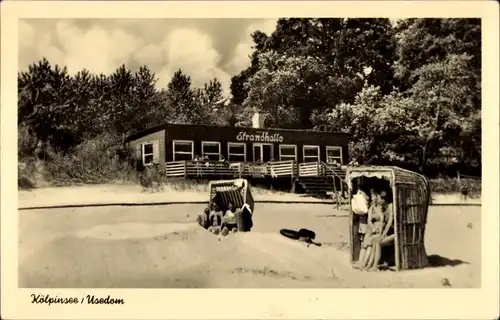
172, 140, 194, 161
253, 143, 274, 162
201, 141, 221, 161
279, 144, 297, 161
136, 140, 160, 166
303, 145, 320, 163
326, 146, 343, 164
228, 142, 246, 162
143, 143, 154, 165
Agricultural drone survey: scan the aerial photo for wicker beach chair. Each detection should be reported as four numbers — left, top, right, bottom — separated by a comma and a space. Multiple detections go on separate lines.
205, 178, 255, 232
346, 166, 431, 271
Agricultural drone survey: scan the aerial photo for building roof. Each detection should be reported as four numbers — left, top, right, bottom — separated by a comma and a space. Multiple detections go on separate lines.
125, 121, 349, 142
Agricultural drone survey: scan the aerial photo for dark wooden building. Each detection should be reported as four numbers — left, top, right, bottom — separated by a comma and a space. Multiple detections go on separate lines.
125, 122, 349, 167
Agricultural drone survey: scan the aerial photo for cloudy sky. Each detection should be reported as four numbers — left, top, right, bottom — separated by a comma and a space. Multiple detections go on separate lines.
19, 18, 278, 96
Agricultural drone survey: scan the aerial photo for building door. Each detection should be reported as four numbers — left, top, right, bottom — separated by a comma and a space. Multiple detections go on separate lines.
253, 143, 274, 162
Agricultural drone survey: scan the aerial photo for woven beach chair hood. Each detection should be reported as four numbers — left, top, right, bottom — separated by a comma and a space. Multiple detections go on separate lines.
208, 178, 254, 214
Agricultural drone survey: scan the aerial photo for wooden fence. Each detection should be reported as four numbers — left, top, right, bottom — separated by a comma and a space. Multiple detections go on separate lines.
298, 162, 321, 177
164, 160, 346, 179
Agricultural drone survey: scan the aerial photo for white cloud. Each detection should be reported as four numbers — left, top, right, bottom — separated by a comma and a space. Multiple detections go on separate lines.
227, 19, 277, 73
18, 19, 278, 98
19, 20, 35, 48
155, 28, 230, 95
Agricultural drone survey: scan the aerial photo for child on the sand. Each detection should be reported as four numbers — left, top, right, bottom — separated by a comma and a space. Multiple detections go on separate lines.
208, 204, 223, 234
196, 207, 210, 229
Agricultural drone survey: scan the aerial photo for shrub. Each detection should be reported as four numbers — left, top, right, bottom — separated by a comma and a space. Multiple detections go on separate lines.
428, 177, 481, 195
42, 133, 136, 186
18, 161, 37, 190
18, 123, 38, 159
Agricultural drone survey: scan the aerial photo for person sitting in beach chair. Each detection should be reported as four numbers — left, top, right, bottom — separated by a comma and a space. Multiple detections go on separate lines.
354, 189, 379, 270
208, 203, 224, 234
360, 196, 385, 270
351, 187, 370, 265
356, 190, 394, 271
196, 207, 210, 229
365, 190, 394, 271
221, 201, 239, 236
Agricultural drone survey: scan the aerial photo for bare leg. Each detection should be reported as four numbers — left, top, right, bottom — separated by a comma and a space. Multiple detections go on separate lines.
355, 248, 367, 269
359, 246, 372, 270
364, 247, 375, 270
369, 241, 382, 271
380, 234, 395, 246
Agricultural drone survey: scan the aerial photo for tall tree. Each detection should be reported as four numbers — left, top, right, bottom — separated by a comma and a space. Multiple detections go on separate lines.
393, 18, 481, 170
236, 18, 397, 128
230, 30, 272, 106
70, 69, 95, 139
197, 78, 227, 123
87, 73, 112, 135
107, 64, 136, 135
132, 65, 163, 130
164, 69, 199, 124
405, 53, 481, 171
18, 58, 77, 152
201, 78, 225, 107
393, 18, 481, 92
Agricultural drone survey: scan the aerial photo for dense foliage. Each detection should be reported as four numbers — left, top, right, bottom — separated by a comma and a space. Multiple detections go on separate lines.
232, 18, 481, 176
18, 18, 481, 188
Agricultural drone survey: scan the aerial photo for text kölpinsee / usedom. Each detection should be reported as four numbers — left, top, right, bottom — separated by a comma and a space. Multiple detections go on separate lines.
31, 294, 125, 305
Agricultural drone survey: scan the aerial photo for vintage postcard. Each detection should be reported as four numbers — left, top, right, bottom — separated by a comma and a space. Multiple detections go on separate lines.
1, 0, 499, 319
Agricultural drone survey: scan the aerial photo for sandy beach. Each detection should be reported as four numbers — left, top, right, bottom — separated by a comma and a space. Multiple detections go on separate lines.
18, 186, 481, 288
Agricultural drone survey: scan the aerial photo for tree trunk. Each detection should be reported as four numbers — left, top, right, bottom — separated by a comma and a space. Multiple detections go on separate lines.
419, 143, 428, 174
299, 103, 312, 129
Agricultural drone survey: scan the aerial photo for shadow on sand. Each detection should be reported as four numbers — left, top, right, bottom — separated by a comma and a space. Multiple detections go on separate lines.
427, 254, 469, 268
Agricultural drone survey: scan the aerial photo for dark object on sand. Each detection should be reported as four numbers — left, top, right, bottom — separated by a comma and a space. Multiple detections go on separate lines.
279, 229, 321, 247
441, 277, 451, 287
280, 229, 301, 240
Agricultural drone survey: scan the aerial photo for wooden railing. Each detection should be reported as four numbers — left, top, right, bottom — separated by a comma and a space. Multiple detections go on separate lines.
323, 163, 347, 179
298, 162, 321, 177
267, 161, 295, 177
164, 160, 347, 179
165, 160, 297, 179
186, 161, 240, 177
322, 162, 348, 207
165, 161, 187, 178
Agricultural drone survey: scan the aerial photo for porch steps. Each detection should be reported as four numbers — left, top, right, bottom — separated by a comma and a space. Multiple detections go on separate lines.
297, 177, 336, 198
297, 174, 349, 201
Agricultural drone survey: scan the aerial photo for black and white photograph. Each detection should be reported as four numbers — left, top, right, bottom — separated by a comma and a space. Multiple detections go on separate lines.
2, 1, 499, 319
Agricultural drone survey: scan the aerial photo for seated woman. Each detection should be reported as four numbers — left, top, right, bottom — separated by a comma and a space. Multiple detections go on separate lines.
352, 188, 370, 269
355, 190, 382, 269
364, 190, 394, 271
221, 201, 239, 236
